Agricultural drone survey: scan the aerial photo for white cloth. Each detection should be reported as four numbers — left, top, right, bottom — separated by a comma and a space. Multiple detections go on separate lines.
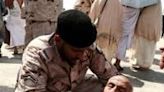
132, 36, 156, 68
64, 0, 76, 10
6, 0, 25, 47
116, 6, 140, 60
120, 0, 159, 8
161, 0, 164, 15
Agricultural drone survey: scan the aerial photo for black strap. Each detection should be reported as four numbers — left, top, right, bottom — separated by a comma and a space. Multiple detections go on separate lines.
94, 0, 108, 26
99, 0, 108, 15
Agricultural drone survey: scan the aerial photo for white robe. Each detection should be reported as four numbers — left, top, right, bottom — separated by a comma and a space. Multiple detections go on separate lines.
128, 1, 162, 68
6, 0, 25, 47
116, 6, 140, 60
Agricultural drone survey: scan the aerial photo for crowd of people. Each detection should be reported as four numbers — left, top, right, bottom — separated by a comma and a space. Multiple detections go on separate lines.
0, 0, 164, 92
74, 0, 162, 71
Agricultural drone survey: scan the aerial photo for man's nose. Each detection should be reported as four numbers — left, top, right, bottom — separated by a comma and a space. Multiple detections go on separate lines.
77, 51, 88, 61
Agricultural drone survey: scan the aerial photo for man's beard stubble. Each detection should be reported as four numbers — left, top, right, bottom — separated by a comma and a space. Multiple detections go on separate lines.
58, 44, 77, 66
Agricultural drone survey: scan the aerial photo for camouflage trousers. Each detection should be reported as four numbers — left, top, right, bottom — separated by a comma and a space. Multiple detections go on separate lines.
15, 74, 104, 92
25, 21, 57, 46
72, 74, 104, 92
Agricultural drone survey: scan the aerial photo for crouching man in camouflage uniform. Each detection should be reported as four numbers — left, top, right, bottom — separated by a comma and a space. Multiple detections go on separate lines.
15, 10, 119, 92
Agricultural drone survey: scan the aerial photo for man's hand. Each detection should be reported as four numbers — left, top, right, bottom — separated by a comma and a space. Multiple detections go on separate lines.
160, 48, 164, 69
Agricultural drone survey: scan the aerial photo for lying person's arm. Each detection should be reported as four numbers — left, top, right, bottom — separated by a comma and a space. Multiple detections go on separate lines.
89, 45, 120, 85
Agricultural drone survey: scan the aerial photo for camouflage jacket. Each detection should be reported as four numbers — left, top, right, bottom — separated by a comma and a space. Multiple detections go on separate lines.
22, 0, 63, 22
15, 33, 119, 92
74, 0, 94, 14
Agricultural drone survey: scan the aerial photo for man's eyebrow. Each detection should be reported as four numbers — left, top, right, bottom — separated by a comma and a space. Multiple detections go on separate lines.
107, 82, 115, 87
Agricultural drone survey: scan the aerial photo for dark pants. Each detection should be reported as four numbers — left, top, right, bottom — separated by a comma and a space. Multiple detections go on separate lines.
0, 31, 4, 54
162, 15, 164, 37
0, 24, 5, 55
4, 25, 10, 45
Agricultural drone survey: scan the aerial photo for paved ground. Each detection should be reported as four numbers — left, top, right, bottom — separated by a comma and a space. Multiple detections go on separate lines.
0, 55, 21, 92
0, 39, 164, 92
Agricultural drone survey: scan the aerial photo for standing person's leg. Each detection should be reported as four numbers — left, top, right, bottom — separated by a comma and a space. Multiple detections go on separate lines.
115, 6, 140, 71
0, 39, 2, 57
4, 25, 10, 45
162, 15, 164, 37
25, 21, 33, 46
132, 36, 156, 69
0, 29, 4, 57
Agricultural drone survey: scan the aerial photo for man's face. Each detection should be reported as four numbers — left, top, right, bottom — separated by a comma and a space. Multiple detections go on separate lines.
60, 41, 90, 65
104, 76, 132, 92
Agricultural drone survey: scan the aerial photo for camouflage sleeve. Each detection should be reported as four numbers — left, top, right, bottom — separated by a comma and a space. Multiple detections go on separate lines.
74, 0, 94, 14
89, 46, 120, 85
15, 47, 48, 92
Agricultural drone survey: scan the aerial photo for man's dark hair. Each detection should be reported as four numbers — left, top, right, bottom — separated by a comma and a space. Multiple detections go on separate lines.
56, 9, 97, 48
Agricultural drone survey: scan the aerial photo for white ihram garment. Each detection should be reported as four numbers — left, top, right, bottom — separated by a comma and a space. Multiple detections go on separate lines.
6, 0, 25, 47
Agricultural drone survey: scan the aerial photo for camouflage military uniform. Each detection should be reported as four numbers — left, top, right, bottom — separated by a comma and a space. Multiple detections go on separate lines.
74, 0, 94, 14
15, 33, 119, 92
22, 0, 63, 45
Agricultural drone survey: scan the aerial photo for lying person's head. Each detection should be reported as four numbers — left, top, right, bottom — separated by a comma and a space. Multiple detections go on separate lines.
104, 75, 133, 92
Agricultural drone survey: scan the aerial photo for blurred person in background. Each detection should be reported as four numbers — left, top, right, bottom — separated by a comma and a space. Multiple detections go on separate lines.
75, 0, 123, 71
4, 0, 25, 54
0, 0, 8, 57
74, 0, 95, 14
161, 0, 164, 37
22, 0, 63, 46
130, 0, 162, 70
115, 6, 141, 71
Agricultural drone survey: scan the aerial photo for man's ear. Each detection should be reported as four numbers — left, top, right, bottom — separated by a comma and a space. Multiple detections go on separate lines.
54, 34, 61, 42
54, 34, 62, 43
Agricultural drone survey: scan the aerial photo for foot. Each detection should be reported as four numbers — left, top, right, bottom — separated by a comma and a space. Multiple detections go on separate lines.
13, 47, 18, 55
114, 63, 123, 71
131, 65, 148, 71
